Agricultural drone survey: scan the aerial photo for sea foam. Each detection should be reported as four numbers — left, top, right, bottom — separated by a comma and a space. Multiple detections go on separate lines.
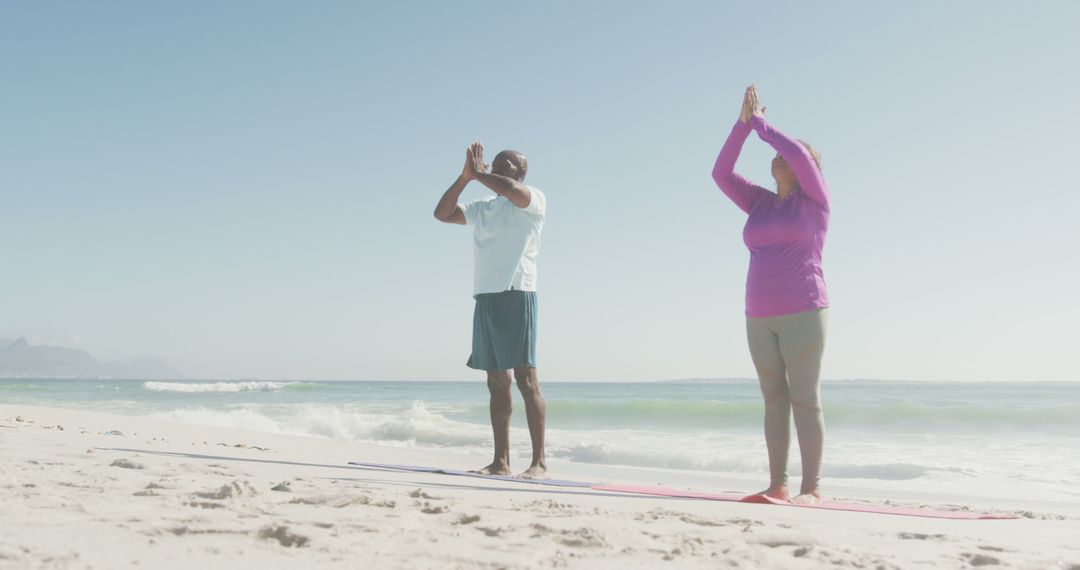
142, 381, 299, 393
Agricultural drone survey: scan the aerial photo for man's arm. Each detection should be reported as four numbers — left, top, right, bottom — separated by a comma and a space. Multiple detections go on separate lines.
433, 175, 468, 225
468, 142, 531, 208
473, 171, 532, 209
433, 145, 482, 224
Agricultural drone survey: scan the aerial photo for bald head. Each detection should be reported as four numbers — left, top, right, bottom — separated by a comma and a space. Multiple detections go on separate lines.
492, 150, 528, 182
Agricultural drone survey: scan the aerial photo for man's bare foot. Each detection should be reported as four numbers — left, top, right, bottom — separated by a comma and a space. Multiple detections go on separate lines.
791, 490, 822, 505
469, 462, 511, 475
517, 464, 548, 480
754, 484, 790, 501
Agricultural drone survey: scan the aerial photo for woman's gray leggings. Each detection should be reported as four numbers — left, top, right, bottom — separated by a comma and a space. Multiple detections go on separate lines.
746, 308, 828, 493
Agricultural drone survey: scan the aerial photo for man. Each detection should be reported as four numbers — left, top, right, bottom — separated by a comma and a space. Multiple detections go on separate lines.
433, 142, 548, 479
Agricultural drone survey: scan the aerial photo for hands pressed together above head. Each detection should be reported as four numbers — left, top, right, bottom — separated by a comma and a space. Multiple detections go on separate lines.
461, 141, 490, 182
739, 84, 767, 124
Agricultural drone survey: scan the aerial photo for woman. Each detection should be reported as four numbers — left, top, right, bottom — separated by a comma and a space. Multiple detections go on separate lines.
712, 85, 830, 504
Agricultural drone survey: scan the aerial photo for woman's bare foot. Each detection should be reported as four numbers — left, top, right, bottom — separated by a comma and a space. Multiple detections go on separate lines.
517, 464, 548, 480
754, 484, 790, 501
791, 490, 822, 505
469, 462, 511, 475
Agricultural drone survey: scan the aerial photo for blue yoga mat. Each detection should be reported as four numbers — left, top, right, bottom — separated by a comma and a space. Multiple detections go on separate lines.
347, 461, 595, 488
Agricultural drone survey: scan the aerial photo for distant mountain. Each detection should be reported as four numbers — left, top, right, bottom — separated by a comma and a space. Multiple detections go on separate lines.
0, 337, 184, 379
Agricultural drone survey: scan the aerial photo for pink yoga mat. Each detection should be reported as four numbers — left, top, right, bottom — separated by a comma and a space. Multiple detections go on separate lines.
592, 484, 1019, 520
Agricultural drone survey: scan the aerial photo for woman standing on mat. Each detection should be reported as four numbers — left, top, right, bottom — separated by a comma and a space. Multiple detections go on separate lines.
712, 85, 830, 504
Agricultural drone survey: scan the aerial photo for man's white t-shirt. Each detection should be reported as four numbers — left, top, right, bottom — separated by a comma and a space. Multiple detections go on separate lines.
461, 186, 546, 296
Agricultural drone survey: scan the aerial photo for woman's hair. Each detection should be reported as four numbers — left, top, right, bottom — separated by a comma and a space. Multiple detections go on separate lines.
798, 139, 822, 171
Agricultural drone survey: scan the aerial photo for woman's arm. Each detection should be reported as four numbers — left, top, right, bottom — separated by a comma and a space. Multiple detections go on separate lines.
747, 86, 829, 208
712, 92, 768, 214
750, 116, 829, 208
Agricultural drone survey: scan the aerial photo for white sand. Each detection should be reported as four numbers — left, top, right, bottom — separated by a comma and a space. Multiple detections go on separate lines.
1, 404, 1077, 569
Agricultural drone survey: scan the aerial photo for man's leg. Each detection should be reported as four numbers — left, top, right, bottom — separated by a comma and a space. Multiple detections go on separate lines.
513, 365, 547, 479
471, 370, 513, 475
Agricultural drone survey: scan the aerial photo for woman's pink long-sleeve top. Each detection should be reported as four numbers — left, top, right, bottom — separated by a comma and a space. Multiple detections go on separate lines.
712, 116, 830, 318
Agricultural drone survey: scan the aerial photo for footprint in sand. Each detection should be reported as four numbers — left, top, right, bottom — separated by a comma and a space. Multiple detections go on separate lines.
409, 488, 442, 500
110, 459, 145, 470
756, 538, 807, 549
194, 480, 257, 500
899, 532, 946, 541
678, 514, 730, 527
417, 501, 449, 514
166, 526, 245, 537
962, 552, 1003, 567
641, 511, 758, 530
530, 524, 607, 548
258, 525, 309, 548
475, 526, 508, 537
454, 514, 480, 525
752, 533, 825, 562
183, 463, 250, 477
187, 501, 227, 509
288, 494, 371, 508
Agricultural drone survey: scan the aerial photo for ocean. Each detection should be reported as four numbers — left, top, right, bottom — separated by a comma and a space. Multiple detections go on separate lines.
3, 379, 1078, 503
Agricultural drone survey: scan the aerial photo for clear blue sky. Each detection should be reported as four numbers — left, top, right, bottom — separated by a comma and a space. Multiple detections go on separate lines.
2, 1, 1078, 381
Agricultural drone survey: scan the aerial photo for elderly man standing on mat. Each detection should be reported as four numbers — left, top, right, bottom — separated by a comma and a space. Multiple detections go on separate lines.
433, 142, 548, 479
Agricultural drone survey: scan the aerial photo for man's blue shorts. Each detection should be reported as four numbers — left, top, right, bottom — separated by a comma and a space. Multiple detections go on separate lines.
466, 290, 537, 371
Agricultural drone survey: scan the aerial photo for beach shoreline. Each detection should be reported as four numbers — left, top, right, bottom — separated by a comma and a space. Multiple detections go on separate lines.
1, 404, 1077, 569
